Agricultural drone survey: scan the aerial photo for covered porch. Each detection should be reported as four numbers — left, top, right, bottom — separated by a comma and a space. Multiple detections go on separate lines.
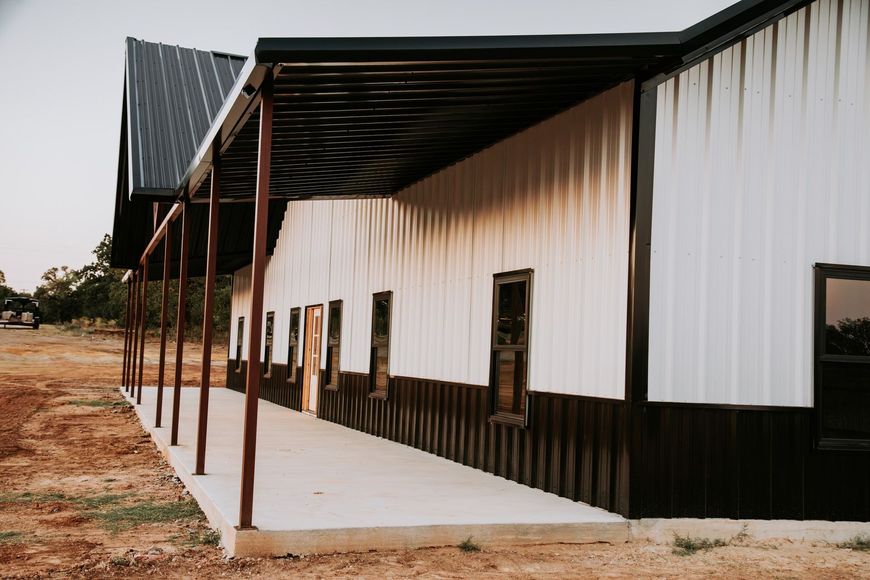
123, 385, 627, 557
113, 8, 790, 539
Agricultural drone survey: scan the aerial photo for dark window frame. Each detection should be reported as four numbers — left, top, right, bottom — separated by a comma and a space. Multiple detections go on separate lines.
489, 269, 532, 428
814, 263, 870, 451
287, 307, 301, 384
235, 317, 244, 372
263, 311, 275, 377
325, 300, 343, 391
369, 291, 392, 400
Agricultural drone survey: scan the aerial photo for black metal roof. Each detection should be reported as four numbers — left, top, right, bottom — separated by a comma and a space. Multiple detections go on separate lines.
126, 38, 246, 199
111, 38, 254, 269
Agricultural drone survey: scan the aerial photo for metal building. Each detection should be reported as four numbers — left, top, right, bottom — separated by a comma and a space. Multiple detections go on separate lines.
112, 0, 870, 528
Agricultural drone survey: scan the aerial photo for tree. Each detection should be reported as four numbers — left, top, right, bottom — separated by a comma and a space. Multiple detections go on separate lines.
26, 234, 232, 339
75, 234, 127, 322
34, 266, 81, 323
827, 317, 870, 356
0, 270, 14, 303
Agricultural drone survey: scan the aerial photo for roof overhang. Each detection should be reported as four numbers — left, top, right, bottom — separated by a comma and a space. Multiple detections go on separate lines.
112, 0, 813, 273
182, 33, 683, 202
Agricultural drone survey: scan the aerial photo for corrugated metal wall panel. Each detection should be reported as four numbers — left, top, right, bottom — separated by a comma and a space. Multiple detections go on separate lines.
231, 81, 633, 399
649, 0, 870, 407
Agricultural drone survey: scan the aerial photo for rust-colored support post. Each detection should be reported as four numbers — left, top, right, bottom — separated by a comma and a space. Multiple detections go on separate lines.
137, 259, 149, 405
171, 200, 191, 446
129, 272, 140, 396
121, 280, 132, 391
156, 225, 173, 427
195, 148, 221, 475
238, 73, 273, 530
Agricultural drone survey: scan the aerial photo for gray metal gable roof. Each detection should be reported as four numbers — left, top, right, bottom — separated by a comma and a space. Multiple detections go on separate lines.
125, 37, 246, 199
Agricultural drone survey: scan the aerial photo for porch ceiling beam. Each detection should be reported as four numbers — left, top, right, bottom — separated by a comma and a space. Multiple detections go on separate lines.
138, 201, 184, 267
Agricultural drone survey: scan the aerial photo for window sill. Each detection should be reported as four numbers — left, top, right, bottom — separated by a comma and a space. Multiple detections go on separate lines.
324, 384, 339, 392
369, 391, 388, 401
489, 413, 526, 428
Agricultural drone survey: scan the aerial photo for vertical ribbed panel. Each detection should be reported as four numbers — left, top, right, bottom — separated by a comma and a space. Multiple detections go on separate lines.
649, 0, 870, 406
126, 38, 246, 194
231, 81, 633, 399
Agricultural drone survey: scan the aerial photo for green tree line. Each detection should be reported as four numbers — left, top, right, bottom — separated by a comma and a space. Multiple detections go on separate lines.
2, 235, 231, 338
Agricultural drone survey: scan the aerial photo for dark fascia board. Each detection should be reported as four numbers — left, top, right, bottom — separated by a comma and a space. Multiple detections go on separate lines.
254, 32, 684, 63
131, 187, 179, 201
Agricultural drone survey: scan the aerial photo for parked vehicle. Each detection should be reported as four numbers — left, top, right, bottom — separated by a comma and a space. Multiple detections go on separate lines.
1, 297, 41, 329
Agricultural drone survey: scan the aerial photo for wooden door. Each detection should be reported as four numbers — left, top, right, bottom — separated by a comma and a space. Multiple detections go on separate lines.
302, 305, 323, 414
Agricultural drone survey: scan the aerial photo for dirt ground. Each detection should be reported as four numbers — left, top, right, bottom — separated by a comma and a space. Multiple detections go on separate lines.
0, 326, 868, 579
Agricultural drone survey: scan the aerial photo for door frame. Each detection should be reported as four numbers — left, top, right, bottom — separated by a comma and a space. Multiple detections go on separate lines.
301, 304, 324, 415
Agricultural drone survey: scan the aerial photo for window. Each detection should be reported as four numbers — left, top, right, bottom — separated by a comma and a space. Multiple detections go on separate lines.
370, 291, 392, 398
815, 263, 870, 449
287, 308, 300, 383
489, 271, 531, 426
235, 317, 244, 372
263, 311, 275, 376
326, 300, 342, 390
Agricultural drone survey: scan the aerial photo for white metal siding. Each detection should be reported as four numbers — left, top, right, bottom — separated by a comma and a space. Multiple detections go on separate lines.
230, 81, 633, 399
649, 0, 870, 406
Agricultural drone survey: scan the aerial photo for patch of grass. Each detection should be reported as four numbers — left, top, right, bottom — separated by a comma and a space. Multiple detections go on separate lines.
90, 499, 204, 533
68, 399, 130, 408
0, 492, 69, 504
671, 525, 751, 556
77, 494, 129, 510
172, 527, 221, 547
838, 534, 870, 551
109, 555, 131, 567
458, 536, 481, 553
0, 531, 22, 544
0, 491, 129, 511
672, 533, 729, 556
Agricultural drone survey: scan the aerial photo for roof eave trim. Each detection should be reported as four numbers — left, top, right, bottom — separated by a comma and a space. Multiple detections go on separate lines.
254, 32, 684, 63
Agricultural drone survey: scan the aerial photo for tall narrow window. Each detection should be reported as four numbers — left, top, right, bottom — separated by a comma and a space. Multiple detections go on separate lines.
235, 317, 244, 372
370, 291, 392, 398
490, 270, 531, 426
815, 264, 870, 449
326, 300, 342, 390
263, 311, 275, 376
287, 308, 300, 383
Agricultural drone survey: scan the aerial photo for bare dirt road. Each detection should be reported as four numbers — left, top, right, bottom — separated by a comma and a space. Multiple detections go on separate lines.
0, 326, 868, 578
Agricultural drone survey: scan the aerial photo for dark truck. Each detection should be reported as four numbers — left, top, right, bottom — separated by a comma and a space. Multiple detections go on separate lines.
1, 297, 41, 329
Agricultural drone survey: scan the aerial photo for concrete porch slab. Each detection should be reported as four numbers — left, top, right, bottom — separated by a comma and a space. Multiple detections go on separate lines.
121, 385, 627, 557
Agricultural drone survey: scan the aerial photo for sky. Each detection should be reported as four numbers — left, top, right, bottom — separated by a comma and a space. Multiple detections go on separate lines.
0, 0, 737, 292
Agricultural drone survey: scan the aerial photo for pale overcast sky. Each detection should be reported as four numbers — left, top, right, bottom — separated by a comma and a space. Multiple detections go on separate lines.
0, 0, 736, 292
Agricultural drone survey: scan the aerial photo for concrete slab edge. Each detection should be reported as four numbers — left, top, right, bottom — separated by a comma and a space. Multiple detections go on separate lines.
631, 518, 870, 544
